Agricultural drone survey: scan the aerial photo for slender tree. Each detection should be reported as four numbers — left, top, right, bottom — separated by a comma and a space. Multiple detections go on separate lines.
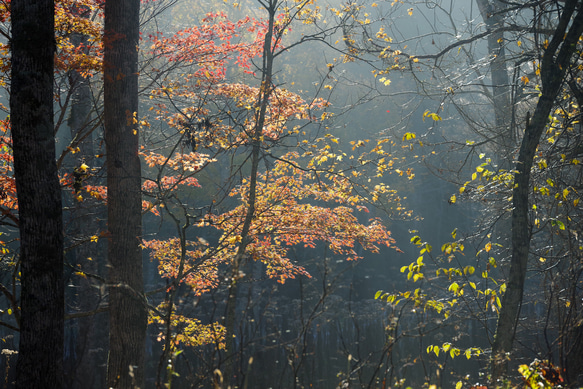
11, 0, 64, 387
491, 0, 583, 382
103, 0, 146, 387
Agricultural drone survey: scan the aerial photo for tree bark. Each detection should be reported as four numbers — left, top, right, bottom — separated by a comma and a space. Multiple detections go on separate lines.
476, 0, 513, 153
491, 0, 583, 382
103, 0, 146, 388
11, 0, 64, 388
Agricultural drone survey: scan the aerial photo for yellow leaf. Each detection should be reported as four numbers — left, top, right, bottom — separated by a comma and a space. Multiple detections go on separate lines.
563, 188, 569, 199
90, 235, 99, 243
449, 194, 456, 204
456, 381, 463, 389
485, 242, 492, 252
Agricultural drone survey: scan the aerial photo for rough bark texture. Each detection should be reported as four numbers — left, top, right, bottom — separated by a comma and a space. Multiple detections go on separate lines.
104, 0, 146, 388
491, 0, 583, 382
11, 0, 64, 388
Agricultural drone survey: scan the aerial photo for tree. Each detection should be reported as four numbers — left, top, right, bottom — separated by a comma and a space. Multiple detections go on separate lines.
136, 3, 410, 386
10, 0, 64, 387
339, 0, 583, 385
103, 0, 146, 387
491, 1, 583, 382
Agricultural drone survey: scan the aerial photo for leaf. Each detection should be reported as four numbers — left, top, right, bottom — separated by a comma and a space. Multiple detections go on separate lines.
456, 381, 463, 389
402, 132, 416, 141
451, 228, 457, 239
449, 194, 456, 204
485, 242, 492, 252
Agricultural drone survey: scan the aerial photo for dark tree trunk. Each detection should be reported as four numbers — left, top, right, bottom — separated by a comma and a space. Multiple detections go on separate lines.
491, 0, 583, 382
103, 0, 146, 388
10, 0, 64, 388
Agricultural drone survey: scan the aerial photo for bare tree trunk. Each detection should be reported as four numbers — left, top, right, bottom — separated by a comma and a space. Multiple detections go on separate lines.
491, 1, 583, 382
476, 0, 513, 152
103, 0, 146, 388
11, 0, 64, 387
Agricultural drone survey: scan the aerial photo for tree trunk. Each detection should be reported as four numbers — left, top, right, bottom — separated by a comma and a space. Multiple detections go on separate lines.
103, 0, 146, 388
11, 0, 64, 388
491, 1, 583, 382
476, 0, 513, 152
66, 8, 107, 387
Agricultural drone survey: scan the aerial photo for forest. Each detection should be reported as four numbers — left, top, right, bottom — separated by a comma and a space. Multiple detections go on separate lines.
1, 0, 582, 388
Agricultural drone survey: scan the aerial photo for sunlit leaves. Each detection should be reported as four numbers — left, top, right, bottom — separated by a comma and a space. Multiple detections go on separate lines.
378, 76, 391, 86
426, 344, 483, 361
143, 238, 218, 295
422, 110, 442, 122
149, 305, 226, 349
208, 152, 399, 283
